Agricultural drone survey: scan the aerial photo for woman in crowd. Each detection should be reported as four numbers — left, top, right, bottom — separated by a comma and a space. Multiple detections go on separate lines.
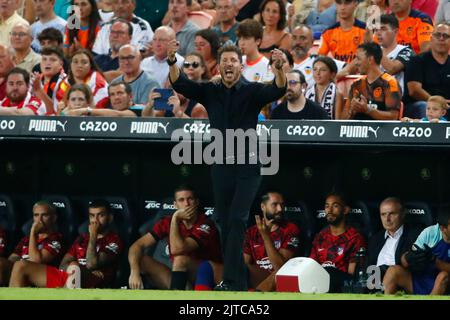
194, 29, 220, 77
57, 83, 94, 116
67, 49, 109, 108
258, 0, 292, 58
305, 56, 344, 119
64, 0, 101, 57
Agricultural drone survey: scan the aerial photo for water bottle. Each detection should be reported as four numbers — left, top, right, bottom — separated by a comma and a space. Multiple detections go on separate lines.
353, 247, 368, 293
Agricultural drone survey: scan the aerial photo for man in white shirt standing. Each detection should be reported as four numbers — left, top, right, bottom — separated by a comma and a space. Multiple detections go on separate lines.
368, 197, 421, 280
141, 26, 184, 87
236, 19, 269, 83
375, 14, 414, 94
30, 0, 67, 52
92, 0, 153, 55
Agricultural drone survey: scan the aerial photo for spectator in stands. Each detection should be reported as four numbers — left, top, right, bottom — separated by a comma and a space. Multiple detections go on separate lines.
0, 0, 29, 46
0, 201, 63, 286
128, 185, 222, 290
293, 0, 336, 40
375, 14, 414, 95
0, 227, 5, 257
290, 24, 346, 87
411, 0, 438, 22
94, 19, 132, 82
0, 67, 43, 115
67, 49, 109, 109
383, 205, 450, 295
435, 0, 450, 24
309, 192, 366, 293
271, 69, 329, 119
167, 0, 200, 57
113, 44, 160, 105
63, 0, 102, 57
389, 0, 433, 54
30, 0, 67, 53
258, 0, 292, 58
305, 56, 344, 119
141, 26, 185, 87
342, 42, 401, 120
317, 0, 366, 64
57, 83, 93, 115
243, 191, 301, 292
195, 29, 220, 77
31, 46, 69, 115
212, 0, 240, 45
10, 199, 124, 289
402, 95, 449, 122
183, 51, 210, 81
98, 0, 115, 22
263, 48, 294, 82
404, 23, 450, 119
237, 19, 270, 83
368, 197, 421, 280
0, 45, 16, 100
10, 23, 41, 74
33, 27, 70, 74
93, 0, 154, 56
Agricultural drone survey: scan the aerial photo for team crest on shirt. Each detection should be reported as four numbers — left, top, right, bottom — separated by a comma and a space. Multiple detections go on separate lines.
197, 224, 211, 234
353, 36, 360, 46
337, 247, 344, 256
49, 241, 61, 251
304, 66, 312, 75
106, 242, 119, 254
253, 73, 262, 82
274, 240, 281, 249
373, 87, 382, 99
288, 237, 300, 248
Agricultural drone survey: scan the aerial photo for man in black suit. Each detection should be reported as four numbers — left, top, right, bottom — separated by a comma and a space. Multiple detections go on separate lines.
368, 197, 421, 278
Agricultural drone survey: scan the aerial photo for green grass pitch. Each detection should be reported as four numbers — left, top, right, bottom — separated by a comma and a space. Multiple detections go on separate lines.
0, 288, 449, 300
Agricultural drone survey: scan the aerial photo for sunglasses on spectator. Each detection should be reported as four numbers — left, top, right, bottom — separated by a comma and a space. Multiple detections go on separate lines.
432, 32, 450, 40
183, 62, 200, 69
288, 80, 302, 86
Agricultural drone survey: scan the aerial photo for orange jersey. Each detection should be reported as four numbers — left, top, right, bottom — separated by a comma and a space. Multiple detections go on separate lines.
396, 10, 433, 54
64, 24, 100, 50
347, 72, 401, 120
318, 20, 366, 63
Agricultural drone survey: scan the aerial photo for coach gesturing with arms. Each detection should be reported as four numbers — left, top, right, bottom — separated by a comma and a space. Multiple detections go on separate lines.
167, 40, 286, 291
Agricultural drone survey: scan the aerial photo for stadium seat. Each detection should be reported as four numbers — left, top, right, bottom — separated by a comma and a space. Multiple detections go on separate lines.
404, 201, 435, 229
0, 194, 19, 255
139, 196, 176, 236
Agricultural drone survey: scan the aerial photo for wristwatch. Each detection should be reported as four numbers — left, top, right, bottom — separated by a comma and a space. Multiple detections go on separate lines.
167, 56, 177, 66
87, 107, 92, 116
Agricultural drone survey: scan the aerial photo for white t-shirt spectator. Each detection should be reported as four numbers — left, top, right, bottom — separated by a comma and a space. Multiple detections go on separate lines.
31, 17, 67, 52
93, 15, 154, 55
381, 44, 414, 94
294, 54, 346, 88
141, 53, 184, 87
242, 55, 270, 83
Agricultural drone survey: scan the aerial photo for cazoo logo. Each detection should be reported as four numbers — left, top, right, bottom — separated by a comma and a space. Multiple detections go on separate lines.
286, 125, 325, 136
80, 121, 117, 132
0, 120, 16, 131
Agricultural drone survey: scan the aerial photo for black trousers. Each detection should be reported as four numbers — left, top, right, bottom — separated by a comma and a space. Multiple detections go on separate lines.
211, 164, 262, 291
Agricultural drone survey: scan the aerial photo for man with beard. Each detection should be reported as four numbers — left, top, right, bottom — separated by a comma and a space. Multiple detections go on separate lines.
309, 192, 366, 293
243, 191, 301, 292
0, 201, 63, 286
291, 24, 346, 87
0, 67, 43, 115
168, 41, 286, 291
271, 70, 329, 120
342, 42, 401, 120
9, 199, 123, 289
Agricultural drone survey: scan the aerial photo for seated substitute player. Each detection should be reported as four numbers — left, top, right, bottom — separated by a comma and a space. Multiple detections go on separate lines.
244, 191, 301, 292
128, 185, 222, 290
0, 201, 63, 286
309, 192, 367, 293
383, 206, 450, 295
9, 200, 123, 289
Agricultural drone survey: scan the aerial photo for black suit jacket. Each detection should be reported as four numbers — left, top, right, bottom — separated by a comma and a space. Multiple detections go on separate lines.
368, 225, 422, 267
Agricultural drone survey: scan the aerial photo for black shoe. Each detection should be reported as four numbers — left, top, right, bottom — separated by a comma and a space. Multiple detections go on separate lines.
214, 281, 233, 291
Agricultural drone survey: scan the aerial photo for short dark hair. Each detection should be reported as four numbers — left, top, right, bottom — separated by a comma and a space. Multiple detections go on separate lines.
37, 27, 63, 45
89, 199, 111, 214
174, 184, 197, 199
287, 69, 306, 84
33, 200, 57, 216
269, 48, 294, 68
195, 29, 221, 60
111, 18, 134, 37
108, 80, 133, 95
259, 0, 287, 30
261, 191, 284, 204
6, 67, 30, 85
437, 205, 450, 227
358, 42, 383, 65
325, 191, 349, 206
217, 44, 243, 63
313, 56, 338, 75
41, 46, 65, 62
236, 19, 263, 41
380, 14, 399, 29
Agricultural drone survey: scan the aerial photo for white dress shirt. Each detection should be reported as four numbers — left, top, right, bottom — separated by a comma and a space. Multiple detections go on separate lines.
377, 225, 404, 266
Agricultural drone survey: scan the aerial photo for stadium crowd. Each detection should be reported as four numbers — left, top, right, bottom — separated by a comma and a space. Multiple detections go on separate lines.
0, 0, 449, 295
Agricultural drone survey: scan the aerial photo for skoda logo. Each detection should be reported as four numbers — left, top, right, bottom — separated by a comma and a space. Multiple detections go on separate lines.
420, 168, 431, 181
